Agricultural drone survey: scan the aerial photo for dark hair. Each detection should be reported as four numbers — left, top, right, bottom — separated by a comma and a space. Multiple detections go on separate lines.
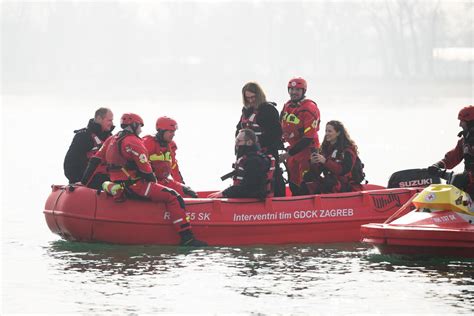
239, 128, 257, 144
95, 107, 111, 120
321, 120, 358, 154
241, 82, 267, 109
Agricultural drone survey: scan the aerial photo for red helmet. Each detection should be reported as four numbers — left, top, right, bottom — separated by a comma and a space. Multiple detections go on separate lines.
458, 105, 474, 122
288, 77, 307, 90
156, 116, 178, 131
120, 113, 144, 128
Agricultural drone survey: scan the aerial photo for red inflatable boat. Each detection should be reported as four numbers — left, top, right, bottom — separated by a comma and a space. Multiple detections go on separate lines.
44, 184, 420, 246
361, 184, 474, 258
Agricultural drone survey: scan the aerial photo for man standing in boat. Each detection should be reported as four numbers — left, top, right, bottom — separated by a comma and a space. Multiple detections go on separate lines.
82, 113, 207, 247
143, 116, 198, 198
64, 107, 114, 189
208, 128, 274, 199
279, 77, 321, 196
236, 82, 286, 197
428, 105, 474, 197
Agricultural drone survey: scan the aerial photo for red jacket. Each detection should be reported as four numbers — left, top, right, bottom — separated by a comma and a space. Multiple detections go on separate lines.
95, 131, 154, 182
281, 98, 320, 148
142, 135, 184, 183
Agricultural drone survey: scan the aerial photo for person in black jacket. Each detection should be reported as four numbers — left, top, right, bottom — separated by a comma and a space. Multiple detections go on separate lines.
208, 129, 273, 199
235, 82, 286, 196
63, 107, 114, 189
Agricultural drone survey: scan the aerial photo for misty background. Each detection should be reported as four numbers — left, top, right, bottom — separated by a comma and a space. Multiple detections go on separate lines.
2, 0, 472, 100
1, 2, 473, 313
1, 0, 473, 194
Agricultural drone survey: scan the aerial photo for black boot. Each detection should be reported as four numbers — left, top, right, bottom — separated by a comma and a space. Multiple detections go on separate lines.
179, 230, 208, 247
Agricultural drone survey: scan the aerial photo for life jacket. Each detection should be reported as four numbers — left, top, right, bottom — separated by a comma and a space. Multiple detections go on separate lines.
105, 131, 141, 181
239, 109, 263, 137
232, 151, 275, 197
462, 131, 474, 172
351, 156, 366, 184
322, 147, 359, 184
86, 133, 105, 159
143, 135, 174, 180
281, 99, 320, 147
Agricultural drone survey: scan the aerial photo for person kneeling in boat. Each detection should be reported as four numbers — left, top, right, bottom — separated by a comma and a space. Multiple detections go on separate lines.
208, 129, 275, 199
64, 107, 114, 189
428, 105, 474, 196
142, 116, 198, 198
82, 113, 207, 247
301, 120, 363, 194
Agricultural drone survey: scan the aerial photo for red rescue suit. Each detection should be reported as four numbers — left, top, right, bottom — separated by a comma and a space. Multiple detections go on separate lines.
142, 135, 188, 196
281, 98, 320, 187
304, 145, 362, 194
95, 131, 192, 233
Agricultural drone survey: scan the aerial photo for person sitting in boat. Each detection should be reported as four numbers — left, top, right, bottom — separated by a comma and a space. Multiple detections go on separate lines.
428, 105, 474, 197
64, 107, 114, 189
301, 120, 363, 194
81, 113, 207, 247
208, 128, 275, 199
279, 77, 321, 196
236, 82, 285, 197
142, 116, 198, 198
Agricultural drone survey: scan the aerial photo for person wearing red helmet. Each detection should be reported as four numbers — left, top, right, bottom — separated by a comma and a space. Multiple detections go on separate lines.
236, 82, 285, 197
82, 113, 206, 246
279, 77, 321, 195
142, 116, 197, 198
428, 105, 474, 196
64, 107, 114, 189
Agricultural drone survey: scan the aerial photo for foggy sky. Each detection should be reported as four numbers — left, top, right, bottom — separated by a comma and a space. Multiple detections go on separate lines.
1, 0, 473, 101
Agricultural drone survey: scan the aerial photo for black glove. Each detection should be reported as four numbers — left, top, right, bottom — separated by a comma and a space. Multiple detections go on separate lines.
427, 161, 445, 177
141, 172, 157, 183
183, 186, 198, 198
427, 165, 440, 176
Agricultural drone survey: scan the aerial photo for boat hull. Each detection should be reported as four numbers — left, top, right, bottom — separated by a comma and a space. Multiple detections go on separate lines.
361, 211, 474, 258
45, 185, 420, 246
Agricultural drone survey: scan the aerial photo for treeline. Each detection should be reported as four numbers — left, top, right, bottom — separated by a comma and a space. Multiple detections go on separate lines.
2, 1, 472, 96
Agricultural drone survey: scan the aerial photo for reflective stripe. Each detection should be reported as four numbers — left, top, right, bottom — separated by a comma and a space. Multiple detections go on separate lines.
173, 218, 183, 224
284, 113, 300, 124
93, 135, 102, 145
121, 168, 131, 178
144, 182, 152, 196
304, 126, 312, 134
150, 152, 172, 162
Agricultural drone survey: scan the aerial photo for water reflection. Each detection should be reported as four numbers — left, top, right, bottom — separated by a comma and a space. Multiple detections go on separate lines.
44, 240, 473, 313
47, 240, 207, 275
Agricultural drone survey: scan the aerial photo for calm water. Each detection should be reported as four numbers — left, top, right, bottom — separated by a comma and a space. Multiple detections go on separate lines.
2, 95, 473, 314
3, 239, 473, 314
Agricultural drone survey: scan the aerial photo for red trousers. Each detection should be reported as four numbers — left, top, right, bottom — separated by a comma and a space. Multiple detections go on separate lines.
287, 147, 312, 188
158, 178, 186, 197
128, 180, 191, 232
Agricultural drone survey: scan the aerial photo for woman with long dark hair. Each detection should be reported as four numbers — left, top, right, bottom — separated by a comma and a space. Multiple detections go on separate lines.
302, 120, 363, 194
236, 82, 285, 196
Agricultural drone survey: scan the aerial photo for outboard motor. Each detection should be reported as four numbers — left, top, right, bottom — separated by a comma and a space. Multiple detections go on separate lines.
388, 168, 441, 189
